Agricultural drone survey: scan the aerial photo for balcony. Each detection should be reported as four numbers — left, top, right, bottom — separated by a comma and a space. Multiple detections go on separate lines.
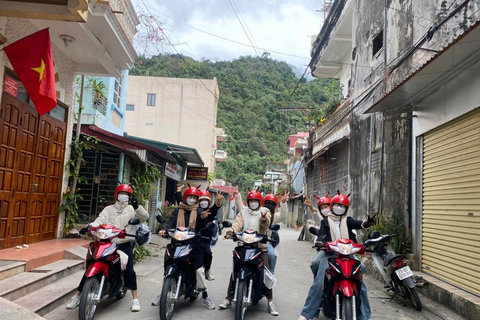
216, 127, 228, 142
0, 0, 90, 22
215, 149, 227, 162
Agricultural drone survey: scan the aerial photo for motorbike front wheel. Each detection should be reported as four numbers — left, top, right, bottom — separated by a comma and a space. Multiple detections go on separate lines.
341, 295, 354, 320
160, 276, 178, 320
235, 279, 248, 320
79, 276, 101, 320
405, 286, 422, 311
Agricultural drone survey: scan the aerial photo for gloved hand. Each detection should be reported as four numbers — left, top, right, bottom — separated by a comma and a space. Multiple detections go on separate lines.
314, 241, 324, 251
79, 227, 89, 235
130, 193, 139, 210
363, 213, 377, 228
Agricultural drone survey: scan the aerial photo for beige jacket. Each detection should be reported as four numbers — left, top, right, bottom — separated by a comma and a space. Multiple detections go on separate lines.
91, 201, 149, 244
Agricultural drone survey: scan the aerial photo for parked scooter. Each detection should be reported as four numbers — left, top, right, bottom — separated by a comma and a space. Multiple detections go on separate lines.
156, 215, 215, 320
363, 231, 426, 311
309, 226, 365, 320
222, 221, 279, 320
79, 216, 141, 320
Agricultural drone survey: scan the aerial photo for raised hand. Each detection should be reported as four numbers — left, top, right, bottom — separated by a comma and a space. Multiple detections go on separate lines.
233, 187, 239, 195
363, 213, 377, 228
216, 193, 224, 206
130, 193, 139, 210
176, 184, 184, 192
260, 209, 268, 222
282, 190, 290, 203
201, 209, 211, 219
303, 194, 312, 207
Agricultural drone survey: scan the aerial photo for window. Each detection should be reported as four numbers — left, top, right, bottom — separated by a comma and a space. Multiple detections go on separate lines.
112, 109, 122, 128
372, 30, 383, 57
147, 93, 156, 106
113, 77, 122, 107
126, 104, 135, 111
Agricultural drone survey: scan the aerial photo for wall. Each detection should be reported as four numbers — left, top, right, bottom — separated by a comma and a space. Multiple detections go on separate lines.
124, 76, 219, 172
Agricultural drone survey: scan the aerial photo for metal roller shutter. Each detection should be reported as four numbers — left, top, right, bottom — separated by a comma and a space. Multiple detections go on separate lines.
422, 107, 480, 296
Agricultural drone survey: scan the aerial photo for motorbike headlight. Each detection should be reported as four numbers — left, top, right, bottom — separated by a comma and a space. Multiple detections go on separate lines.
329, 243, 361, 255
172, 231, 188, 240
91, 228, 120, 240
241, 233, 256, 243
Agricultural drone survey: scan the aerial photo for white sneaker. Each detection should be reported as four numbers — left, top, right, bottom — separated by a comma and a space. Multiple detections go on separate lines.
298, 316, 310, 320
202, 296, 216, 309
131, 299, 141, 312
66, 295, 80, 309
218, 298, 232, 309
151, 295, 161, 306
205, 270, 215, 281
268, 301, 279, 316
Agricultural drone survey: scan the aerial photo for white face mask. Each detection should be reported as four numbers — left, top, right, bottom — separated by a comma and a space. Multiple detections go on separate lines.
332, 204, 346, 216
118, 194, 129, 203
249, 201, 260, 210
199, 200, 209, 209
186, 197, 197, 206
320, 208, 331, 216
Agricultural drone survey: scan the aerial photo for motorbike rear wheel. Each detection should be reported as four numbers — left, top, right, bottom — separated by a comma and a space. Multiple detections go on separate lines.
405, 286, 422, 311
235, 279, 248, 320
79, 276, 101, 320
341, 295, 354, 320
160, 276, 178, 320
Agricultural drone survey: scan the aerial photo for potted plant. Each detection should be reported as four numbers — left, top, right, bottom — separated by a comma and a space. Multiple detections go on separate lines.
295, 217, 303, 230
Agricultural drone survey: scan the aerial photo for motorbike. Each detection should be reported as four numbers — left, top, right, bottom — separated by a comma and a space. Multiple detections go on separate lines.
363, 231, 426, 311
223, 221, 279, 320
156, 214, 215, 320
79, 217, 140, 320
309, 227, 365, 320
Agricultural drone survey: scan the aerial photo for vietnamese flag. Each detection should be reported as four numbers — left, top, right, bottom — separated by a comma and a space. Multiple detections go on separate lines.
3, 28, 56, 115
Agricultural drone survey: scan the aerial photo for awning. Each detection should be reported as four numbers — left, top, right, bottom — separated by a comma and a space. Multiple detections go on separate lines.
124, 134, 204, 166
366, 22, 480, 113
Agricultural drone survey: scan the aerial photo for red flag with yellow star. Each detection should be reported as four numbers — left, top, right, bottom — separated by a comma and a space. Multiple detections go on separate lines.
3, 28, 56, 115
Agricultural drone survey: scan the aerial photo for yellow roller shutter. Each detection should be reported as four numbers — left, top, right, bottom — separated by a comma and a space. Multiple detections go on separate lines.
422, 107, 480, 296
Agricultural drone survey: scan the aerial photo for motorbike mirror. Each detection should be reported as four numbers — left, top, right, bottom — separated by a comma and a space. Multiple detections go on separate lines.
368, 231, 381, 239
270, 224, 280, 231
222, 221, 232, 228
309, 226, 320, 236
205, 222, 215, 229
156, 214, 165, 224
128, 217, 140, 225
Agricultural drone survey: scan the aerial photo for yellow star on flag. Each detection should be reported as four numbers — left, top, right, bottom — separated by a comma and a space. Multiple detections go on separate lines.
31, 59, 45, 82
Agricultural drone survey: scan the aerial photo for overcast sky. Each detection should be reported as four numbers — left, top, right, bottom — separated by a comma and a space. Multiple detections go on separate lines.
133, 0, 325, 76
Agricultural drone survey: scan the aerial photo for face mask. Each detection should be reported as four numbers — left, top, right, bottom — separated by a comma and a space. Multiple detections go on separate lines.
186, 197, 197, 206
332, 204, 346, 216
118, 194, 129, 203
264, 202, 276, 213
199, 200, 209, 209
249, 201, 260, 210
320, 208, 331, 216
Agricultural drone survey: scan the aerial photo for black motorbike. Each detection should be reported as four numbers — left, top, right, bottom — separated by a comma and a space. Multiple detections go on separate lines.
223, 221, 279, 320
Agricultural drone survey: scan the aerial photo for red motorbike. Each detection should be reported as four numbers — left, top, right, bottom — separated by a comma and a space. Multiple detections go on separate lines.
79, 217, 140, 320
310, 227, 365, 320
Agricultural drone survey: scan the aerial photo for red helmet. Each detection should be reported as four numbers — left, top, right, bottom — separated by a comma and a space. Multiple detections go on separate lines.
330, 193, 350, 208
246, 188, 263, 206
263, 193, 278, 209
183, 185, 201, 203
114, 184, 133, 200
199, 188, 212, 202
314, 193, 332, 207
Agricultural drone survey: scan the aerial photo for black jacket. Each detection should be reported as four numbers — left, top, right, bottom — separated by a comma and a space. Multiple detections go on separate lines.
318, 216, 364, 243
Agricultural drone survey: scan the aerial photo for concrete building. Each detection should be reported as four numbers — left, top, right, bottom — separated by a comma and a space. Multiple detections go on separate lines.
0, 0, 138, 248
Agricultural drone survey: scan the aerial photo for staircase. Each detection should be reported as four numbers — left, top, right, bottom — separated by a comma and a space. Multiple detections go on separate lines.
0, 240, 89, 318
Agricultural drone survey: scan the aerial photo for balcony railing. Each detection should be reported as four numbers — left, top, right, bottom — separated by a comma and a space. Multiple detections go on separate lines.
99, 0, 138, 43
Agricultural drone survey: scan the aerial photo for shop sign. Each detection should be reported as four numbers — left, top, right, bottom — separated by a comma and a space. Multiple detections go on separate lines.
186, 166, 208, 180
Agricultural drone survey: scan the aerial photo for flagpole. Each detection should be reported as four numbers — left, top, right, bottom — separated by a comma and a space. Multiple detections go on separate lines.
71, 75, 85, 198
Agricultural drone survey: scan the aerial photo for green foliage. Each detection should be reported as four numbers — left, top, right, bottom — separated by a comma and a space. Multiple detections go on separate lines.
207, 172, 215, 184
156, 204, 177, 232
369, 213, 406, 254
86, 77, 107, 112
131, 54, 335, 190
131, 163, 162, 205
307, 79, 342, 126
295, 217, 303, 226
134, 245, 151, 264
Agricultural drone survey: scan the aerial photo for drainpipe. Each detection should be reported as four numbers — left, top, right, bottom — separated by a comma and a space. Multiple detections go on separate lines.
118, 153, 125, 183
71, 75, 85, 197
367, 115, 374, 214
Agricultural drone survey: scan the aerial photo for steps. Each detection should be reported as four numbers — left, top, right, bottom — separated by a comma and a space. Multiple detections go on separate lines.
0, 260, 26, 281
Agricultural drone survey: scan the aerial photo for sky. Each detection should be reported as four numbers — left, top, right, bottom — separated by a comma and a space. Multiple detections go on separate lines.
133, 0, 325, 76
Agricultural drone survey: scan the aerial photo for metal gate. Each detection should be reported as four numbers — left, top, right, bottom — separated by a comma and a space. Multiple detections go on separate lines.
422, 107, 480, 295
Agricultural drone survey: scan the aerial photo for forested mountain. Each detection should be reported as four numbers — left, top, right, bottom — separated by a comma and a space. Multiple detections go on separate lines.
130, 54, 338, 192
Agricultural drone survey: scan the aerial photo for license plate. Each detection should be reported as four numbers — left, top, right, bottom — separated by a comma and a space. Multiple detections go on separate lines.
395, 266, 413, 280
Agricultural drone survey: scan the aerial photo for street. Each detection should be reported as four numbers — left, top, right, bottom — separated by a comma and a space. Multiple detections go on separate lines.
45, 226, 465, 320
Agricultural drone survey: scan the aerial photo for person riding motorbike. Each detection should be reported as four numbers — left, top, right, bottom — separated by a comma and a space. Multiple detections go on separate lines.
218, 187, 279, 316
66, 184, 149, 312
263, 190, 289, 274
155, 184, 216, 310
298, 191, 376, 320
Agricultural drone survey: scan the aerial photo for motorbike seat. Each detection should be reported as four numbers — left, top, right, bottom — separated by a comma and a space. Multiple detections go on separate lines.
383, 253, 405, 267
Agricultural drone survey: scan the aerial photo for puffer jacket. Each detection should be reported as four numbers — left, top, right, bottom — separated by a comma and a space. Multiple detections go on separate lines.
91, 201, 149, 244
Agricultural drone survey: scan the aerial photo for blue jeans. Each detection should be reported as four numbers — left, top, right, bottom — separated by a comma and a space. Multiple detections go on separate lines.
310, 250, 325, 277
267, 242, 277, 274
301, 254, 371, 320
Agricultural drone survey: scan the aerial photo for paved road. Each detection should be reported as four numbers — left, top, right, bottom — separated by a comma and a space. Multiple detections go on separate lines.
45, 225, 465, 320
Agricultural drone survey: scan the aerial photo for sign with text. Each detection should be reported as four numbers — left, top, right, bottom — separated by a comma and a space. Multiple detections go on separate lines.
4, 76, 18, 97
165, 162, 183, 181
186, 166, 208, 180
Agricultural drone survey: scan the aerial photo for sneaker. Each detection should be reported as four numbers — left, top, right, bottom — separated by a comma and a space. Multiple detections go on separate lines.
205, 269, 215, 281
201, 296, 216, 310
218, 298, 232, 309
151, 295, 161, 306
66, 295, 80, 309
267, 301, 279, 316
298, 316, 310, 320
131, 299, 141, 312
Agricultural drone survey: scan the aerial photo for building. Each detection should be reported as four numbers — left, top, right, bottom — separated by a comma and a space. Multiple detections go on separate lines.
124, 76, 222, 185
0, 0, 138, 249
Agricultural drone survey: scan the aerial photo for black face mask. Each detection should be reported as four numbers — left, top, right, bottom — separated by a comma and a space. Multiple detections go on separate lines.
264, 202, 276, 213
